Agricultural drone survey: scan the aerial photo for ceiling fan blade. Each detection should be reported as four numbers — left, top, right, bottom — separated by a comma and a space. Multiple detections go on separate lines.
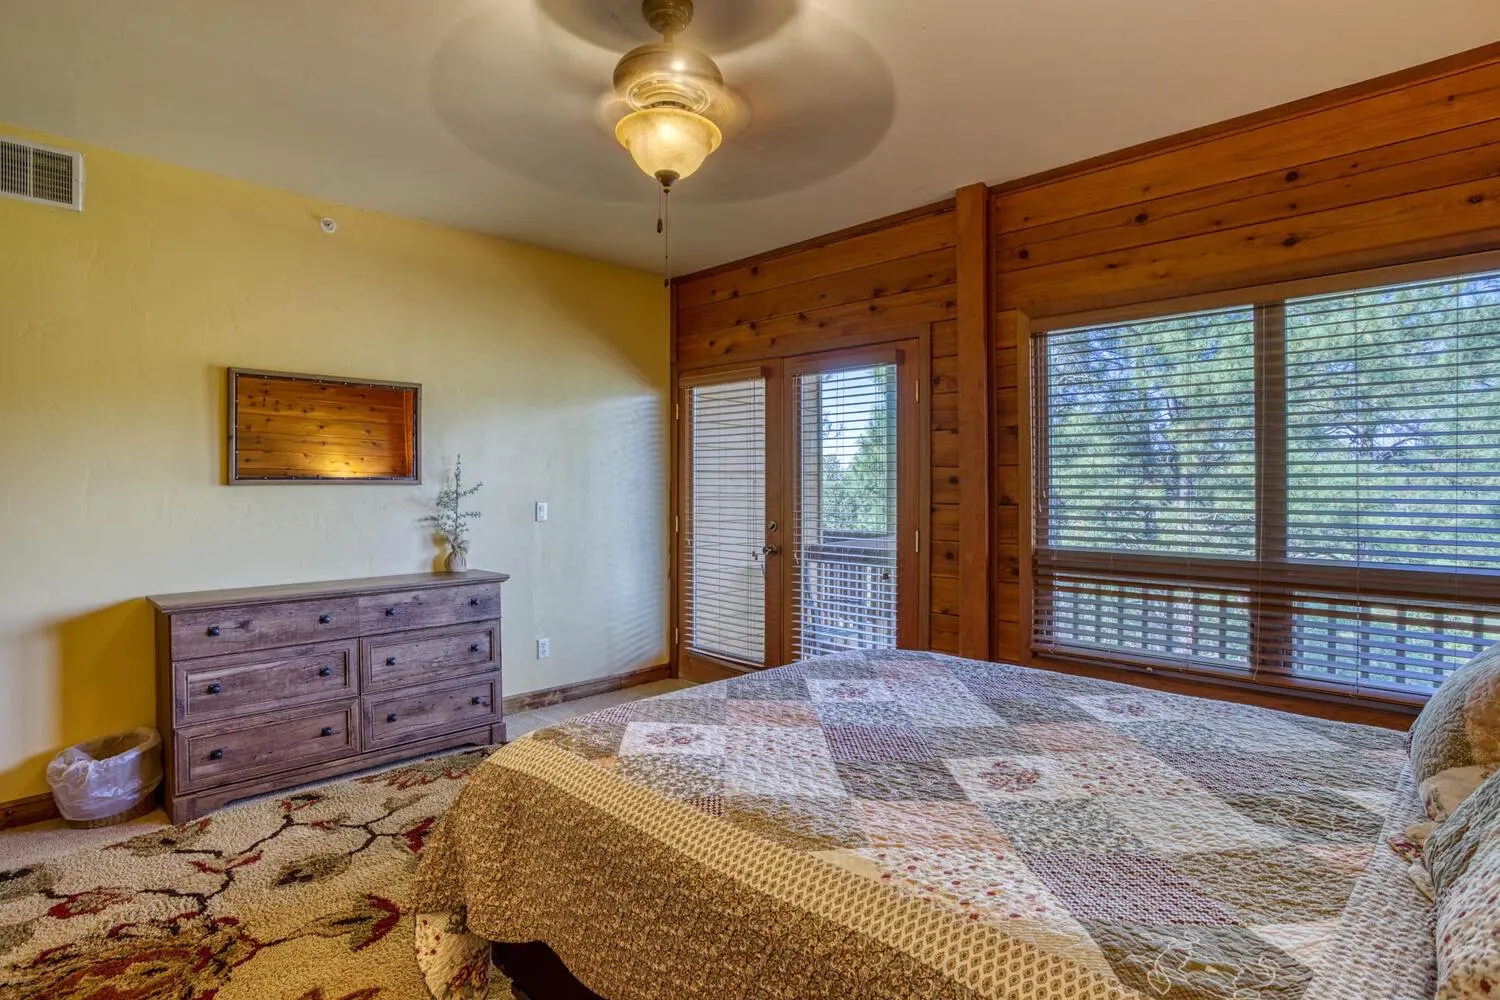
430, 2, 894, 205
536, 0, 801, 56
431, 7, 653, 202
678, 6, 895, 202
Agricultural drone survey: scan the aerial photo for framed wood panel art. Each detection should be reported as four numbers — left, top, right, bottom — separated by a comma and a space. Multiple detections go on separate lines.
228, 368, 421, 484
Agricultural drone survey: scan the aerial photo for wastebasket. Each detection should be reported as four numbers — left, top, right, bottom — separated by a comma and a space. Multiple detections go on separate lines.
45, 727, 163, 828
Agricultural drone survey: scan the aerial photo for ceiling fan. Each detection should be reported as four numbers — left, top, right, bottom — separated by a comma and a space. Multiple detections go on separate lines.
605, 0, 742, 191
430, 0, 895, 268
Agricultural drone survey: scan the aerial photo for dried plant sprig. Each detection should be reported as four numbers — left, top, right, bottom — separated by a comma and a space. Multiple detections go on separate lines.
420, 454, 483, 547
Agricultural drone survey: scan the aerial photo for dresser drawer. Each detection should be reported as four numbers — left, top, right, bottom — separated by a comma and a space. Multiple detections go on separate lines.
363, 676, 499, 749
357, 583, 501, 635
178, 702, 359, 793
170, 597, 360, 659
361, 624, 498, 692
174, 640, 357, 725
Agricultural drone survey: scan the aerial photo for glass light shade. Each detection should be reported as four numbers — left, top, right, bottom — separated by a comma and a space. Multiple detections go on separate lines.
614, 107, 722, 186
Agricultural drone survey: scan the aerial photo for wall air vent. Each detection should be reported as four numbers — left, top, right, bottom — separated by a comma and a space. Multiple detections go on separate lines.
0, 137, 84, 210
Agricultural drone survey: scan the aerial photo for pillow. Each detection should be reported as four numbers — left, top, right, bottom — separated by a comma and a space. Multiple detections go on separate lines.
1423, 764, 1500, 824
1425, 763, 1500, 896
1408, 640, 1500, 820
1424, 767, 1500, 998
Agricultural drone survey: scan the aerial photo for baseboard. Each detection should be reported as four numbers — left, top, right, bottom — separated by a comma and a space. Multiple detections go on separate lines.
502, 663, 671, 717
0, 791, 60, 830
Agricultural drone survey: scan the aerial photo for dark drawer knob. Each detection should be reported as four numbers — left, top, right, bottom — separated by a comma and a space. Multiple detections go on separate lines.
206, 682, 222, 695
384, 607, 396, 617
320, 726, 335, 737
318, 666, 332, 677
386, 713, 398, 723
208, 748, 224, 761
471, 696, 487, 707
469, 597, 481, 607
318, 614, 332, 624
469, 643, 481, 654
385, 656, 396, 666
206, 626, 221, 637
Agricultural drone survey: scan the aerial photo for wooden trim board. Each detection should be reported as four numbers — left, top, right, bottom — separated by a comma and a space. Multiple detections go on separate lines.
955, 184, 993, 660
0, 792, 61, 830
501, 663, 672, 716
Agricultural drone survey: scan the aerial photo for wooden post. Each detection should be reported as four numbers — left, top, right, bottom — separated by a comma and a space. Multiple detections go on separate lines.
997, 309, 1034, 665
956, 183, 992, 660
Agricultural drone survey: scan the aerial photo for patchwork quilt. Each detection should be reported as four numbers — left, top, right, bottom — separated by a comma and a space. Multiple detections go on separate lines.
412, 651, 1435, 999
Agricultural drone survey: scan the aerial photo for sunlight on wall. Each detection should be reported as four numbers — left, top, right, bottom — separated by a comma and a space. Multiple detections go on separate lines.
0, 126, 670, 801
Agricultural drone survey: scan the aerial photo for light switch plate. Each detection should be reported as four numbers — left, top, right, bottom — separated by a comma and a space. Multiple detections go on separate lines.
536, 637, 550, 659
535, 501, 548, 522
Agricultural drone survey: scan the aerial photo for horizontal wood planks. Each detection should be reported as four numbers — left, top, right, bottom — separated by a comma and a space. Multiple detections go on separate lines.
673, 203, 964, 655
993, 46, 1500, 318
675, 207, 959, 369
230, 371, 418, 482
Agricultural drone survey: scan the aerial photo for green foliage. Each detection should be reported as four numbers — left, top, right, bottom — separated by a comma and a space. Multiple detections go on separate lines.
821, 401, 893, 534
1043, 272, 1500, 688
420, 454, 483, 549
1047, 308, 1257, 556
1047, 273, 1500, 571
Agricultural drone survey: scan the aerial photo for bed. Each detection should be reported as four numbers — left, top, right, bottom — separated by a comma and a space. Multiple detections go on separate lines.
411, 650, 1435, 999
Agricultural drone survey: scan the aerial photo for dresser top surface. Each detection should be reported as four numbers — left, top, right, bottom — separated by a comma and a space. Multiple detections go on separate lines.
148, 570, 509, 613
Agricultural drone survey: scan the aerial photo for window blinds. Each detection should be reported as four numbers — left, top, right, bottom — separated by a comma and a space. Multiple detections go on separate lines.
1284, 274, 1500, 573
1036, 309, 1258, 674
1036, 267, 1500, 702
790, 364, 900, 660
1278, 272, 1500, 695
683, 377, 767, 665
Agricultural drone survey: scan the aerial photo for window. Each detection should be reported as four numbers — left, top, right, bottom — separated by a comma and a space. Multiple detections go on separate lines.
1035, 266, 1500, 703
791, 363, 900, 659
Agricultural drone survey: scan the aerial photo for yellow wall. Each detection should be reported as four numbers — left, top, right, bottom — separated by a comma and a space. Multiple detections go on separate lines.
0, 126, 670, 802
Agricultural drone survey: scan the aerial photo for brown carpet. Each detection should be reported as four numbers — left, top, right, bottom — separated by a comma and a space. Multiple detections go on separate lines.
0, 748, 503, 1000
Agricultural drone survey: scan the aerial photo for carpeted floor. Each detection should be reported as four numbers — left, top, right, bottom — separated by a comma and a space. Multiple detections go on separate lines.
0, 680, 691, 1000
0, 747, 496, 1000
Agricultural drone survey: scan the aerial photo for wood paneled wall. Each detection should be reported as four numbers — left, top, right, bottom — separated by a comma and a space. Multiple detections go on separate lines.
673, 201, 970, 655
673, 42, 1500, 714
987, 41, 1500, 655
992, 43, 1500, 322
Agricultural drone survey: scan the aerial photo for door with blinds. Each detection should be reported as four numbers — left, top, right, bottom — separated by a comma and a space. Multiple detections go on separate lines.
679, 370, 778, 670
678, 344, 923, 674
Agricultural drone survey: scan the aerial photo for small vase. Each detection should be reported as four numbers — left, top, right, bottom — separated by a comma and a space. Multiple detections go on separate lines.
445, 547, 468, 573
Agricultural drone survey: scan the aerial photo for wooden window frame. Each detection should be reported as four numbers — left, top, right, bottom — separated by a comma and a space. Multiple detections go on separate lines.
1027, 251, 1500, 710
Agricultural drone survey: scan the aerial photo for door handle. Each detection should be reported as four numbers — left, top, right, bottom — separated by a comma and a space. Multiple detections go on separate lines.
761, 544, 780, 557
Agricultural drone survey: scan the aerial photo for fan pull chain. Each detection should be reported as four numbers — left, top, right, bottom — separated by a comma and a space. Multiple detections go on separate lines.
658, 185, 672, 287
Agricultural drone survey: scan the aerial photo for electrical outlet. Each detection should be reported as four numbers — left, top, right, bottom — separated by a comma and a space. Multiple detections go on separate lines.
536, 637, 550, 659
535, 501, 548, 522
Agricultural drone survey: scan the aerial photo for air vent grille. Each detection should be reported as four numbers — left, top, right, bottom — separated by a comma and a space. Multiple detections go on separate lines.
0, 137, 83, 210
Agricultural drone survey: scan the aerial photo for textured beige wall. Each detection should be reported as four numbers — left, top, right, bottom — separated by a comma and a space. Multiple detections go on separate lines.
0, 126, 670, 801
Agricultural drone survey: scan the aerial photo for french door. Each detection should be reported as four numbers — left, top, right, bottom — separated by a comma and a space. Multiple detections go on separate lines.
677, 342, 925, 675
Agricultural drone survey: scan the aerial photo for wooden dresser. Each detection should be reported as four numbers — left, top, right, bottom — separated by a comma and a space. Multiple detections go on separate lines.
149, 571, 508, 823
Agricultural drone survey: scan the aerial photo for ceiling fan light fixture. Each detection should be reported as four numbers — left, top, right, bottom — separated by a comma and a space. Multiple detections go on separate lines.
614, 107, 722, 189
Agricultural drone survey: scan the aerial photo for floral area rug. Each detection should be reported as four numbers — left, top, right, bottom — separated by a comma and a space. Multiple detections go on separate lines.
0, 748, 504, 1000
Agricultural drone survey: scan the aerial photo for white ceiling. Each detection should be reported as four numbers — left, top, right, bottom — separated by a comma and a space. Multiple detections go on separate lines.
1, 0, 1498, 275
